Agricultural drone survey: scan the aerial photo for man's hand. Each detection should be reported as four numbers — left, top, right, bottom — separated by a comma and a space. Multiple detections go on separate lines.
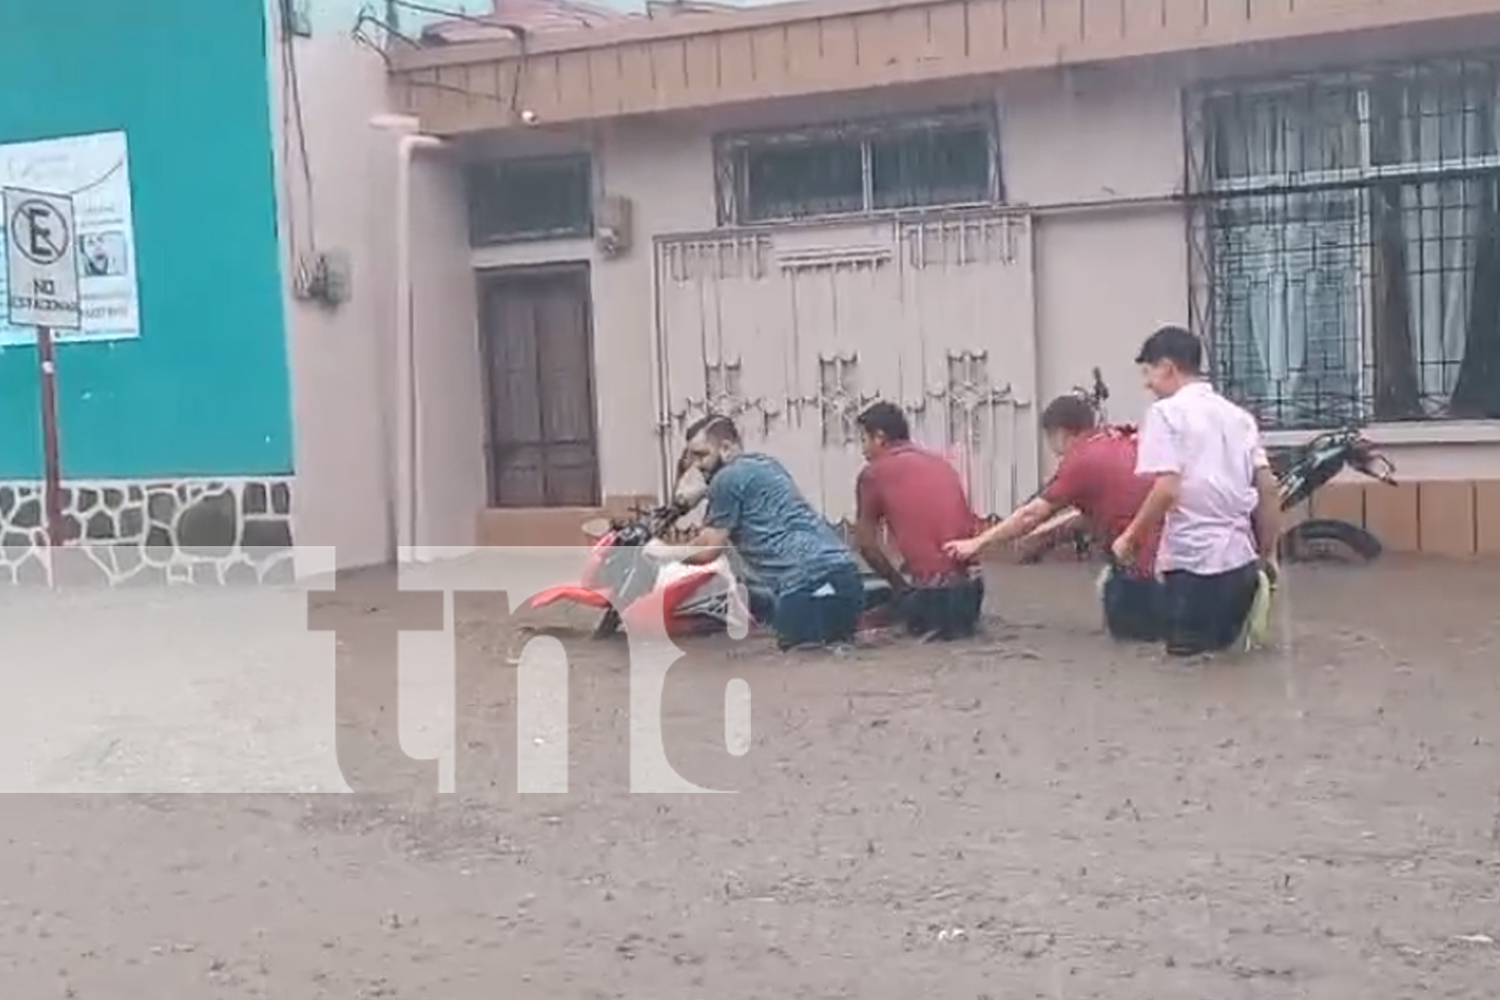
943, 537, 983, 562
1110, 531, 1136, 566
642, 538, 686, 563
1260, 554, 1280, 591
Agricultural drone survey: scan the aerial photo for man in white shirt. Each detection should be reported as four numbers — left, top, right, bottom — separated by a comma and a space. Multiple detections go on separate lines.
1111, 326, 1280, 656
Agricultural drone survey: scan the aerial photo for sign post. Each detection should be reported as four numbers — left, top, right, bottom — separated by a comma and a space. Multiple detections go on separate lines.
4, 187, 82, 548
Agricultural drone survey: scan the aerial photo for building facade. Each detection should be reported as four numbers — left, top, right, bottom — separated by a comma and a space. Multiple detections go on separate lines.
379, 0, 1500, 557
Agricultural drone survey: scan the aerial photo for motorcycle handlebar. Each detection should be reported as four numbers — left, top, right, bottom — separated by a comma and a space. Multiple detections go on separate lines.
621, 500, 694, 533
1355, 452, 1398, 485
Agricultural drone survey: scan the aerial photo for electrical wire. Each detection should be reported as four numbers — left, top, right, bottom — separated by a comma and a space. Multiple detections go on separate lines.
381, 0, 532, 121
351, 5, 411, 66
385, 0, 527, 36
278, 0, 318, 256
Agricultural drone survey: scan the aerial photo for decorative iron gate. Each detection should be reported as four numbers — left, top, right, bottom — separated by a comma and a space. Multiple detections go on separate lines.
653, 211, 1038, 523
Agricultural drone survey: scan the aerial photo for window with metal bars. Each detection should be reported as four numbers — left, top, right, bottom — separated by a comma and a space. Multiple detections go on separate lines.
715, 109, 1002, 225
1190, 57, 1500, 429
465, 154, 593, 245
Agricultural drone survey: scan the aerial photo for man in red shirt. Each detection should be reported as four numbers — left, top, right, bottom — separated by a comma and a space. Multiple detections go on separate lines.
943, 394, 1163, 641
853, 402, 983, 639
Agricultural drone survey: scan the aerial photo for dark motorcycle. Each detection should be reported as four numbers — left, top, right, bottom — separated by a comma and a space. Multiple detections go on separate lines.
1269, 426, 1397, 561
1019, 374, 1398, 564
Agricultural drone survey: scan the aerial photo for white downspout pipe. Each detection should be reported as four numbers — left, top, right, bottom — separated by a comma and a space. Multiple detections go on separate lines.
371, 114, 444, 564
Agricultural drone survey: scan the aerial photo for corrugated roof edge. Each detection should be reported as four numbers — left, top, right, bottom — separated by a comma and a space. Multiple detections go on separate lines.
390, 0, 936, 70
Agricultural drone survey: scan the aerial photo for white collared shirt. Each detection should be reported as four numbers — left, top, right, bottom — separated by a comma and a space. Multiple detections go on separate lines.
1135, 380, 1268, 575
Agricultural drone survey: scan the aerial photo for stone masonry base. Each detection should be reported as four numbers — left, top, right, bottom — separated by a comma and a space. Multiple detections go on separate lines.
0, 477, 295, 586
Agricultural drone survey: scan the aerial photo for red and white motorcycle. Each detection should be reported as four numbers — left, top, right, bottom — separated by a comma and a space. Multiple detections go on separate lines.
519, 466, 896, 638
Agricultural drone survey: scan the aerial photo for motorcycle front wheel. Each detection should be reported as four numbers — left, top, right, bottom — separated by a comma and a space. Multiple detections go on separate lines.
592, 606, 622, 639
1279, 518, 1383, 563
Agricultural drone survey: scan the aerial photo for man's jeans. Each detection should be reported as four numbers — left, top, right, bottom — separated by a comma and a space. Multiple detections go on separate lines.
898, 576, 985, 640
1160, 561, 1260, 656
771, 564, 864, 650
1100, 567, 1164, 642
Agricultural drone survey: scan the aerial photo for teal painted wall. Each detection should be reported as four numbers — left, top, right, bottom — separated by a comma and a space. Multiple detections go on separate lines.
0, 1, 292, 479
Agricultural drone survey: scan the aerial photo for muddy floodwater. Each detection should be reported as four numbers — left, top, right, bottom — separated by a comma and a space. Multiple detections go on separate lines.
2, 558, 1499, 998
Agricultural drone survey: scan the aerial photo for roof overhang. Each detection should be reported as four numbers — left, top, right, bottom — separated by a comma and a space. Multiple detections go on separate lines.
388, 0, 1500, 134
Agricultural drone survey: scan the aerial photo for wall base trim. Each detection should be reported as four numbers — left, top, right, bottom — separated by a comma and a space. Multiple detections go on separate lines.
0, 476, 296, 586
1286, 477, 1500, 557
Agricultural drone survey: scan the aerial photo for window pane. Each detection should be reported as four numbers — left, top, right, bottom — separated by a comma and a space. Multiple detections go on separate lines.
742, 139, 864, 221
467, 156, 593, 243
1212, 192, 1366, 429
1207, 86, 1361, 183
870, 126, 992, 210
1370, 67, 1500, 169
1385, 176, 1492, 414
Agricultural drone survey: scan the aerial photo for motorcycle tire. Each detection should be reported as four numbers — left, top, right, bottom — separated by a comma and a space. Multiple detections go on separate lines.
1279, 518, 1383, 563
592, 606, 622, 639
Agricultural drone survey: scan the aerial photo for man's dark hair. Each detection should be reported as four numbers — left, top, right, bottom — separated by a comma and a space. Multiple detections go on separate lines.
1040, 394, 1097, 435
684, 413, 740, 446
1134, 324, 1204, 374
855, 401, 910, 443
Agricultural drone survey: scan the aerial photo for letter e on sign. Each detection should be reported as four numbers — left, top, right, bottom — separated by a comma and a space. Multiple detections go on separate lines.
4, 187, 82, 330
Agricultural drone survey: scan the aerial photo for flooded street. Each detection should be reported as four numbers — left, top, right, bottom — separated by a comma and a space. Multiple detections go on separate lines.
2, 558, 1499, 998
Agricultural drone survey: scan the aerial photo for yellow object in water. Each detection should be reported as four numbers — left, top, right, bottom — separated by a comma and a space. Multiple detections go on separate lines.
1236, 568, 1274, 652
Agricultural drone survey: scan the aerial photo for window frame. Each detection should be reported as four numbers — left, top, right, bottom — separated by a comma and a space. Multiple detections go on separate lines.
1204, 76, 1500, 196
465, 152, 595, 246
1190, 56, 1500, 429
712, 106, 1004, 227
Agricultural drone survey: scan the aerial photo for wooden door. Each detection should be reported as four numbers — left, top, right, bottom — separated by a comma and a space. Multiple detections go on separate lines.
479, 267, 601, 507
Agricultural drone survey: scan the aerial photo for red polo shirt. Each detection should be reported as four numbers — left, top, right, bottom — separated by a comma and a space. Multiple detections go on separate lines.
1041, 428, 1160, 576
856, 443, 979, 581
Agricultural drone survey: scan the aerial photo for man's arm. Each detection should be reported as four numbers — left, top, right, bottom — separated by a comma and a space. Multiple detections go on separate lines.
854, 519, 904, 590
973, 496, 1059, 550
854, 469, 905, 590
680, 525, 730, 563
1249, 440, 1280, 562
1117, 406, 1180, 553
680, 468, 739, 563
1119, 473, 1180, 550
944, 460, 1079, 561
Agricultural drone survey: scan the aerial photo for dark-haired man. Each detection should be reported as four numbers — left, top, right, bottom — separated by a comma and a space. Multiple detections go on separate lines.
853, 402, 983, 639
944, 392, 1163, 640
1111, 325, 1279, 656
677, 414, 863, 650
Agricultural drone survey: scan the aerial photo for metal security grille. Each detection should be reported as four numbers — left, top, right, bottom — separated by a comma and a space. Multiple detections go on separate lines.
465, 154, 593, 245
713, 107, 1003, 225
1186, 56, 1500, 429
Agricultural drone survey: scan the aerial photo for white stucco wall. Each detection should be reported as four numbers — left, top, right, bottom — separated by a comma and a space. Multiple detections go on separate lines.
466, 59, 1500, 503
269, 7, 1500, 562
271, 3, 485, 568
468, 69, 1193, 501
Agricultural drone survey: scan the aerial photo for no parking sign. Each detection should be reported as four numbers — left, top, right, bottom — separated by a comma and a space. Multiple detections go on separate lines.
4, 186, 81, 330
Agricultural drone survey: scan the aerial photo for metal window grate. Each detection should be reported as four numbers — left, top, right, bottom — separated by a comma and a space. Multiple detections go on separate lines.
869, 124, 994, 211
741, 138, 865, 222
715, 108, 1003, 225
1187, 55, 1500, 429
465, 154, 593, 245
